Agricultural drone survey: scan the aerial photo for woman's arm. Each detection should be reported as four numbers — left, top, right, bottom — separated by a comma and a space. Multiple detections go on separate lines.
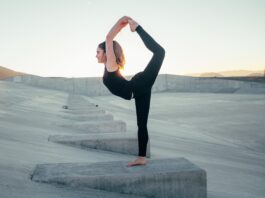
105, 16, 130, 71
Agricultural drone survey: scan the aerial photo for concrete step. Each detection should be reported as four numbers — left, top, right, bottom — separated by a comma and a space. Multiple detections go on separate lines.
60, 120, 127, 133
31, 158, 207, 198
67, 94, 88, 101
67, 97, 93, 102
58, 114, 114, 122
48, 133, 151, 157
67, 102, 95, 106
67, 106, 100, 110
62, 109, 106, 115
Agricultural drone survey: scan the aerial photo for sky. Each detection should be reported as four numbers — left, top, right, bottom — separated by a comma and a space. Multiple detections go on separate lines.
0, 0, 265, 77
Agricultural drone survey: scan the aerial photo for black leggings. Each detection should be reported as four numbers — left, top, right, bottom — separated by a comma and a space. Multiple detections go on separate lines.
131, 26, 165, 157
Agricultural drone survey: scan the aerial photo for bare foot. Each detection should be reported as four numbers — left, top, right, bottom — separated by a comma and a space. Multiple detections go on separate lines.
128, 19, 139, 32
127, 157, 147, 167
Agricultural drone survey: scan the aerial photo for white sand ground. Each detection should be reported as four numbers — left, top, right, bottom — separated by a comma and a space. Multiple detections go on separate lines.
0, 80, 264, 198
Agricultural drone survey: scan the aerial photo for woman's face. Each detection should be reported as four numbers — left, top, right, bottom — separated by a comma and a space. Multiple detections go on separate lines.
96, 47, 106, 64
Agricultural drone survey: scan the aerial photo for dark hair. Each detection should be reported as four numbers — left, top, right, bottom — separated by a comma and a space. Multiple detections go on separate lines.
98, 40, 125, 70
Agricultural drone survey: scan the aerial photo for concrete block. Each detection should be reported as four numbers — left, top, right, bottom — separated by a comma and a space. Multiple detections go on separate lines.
62, 109, 106, 115
59, 114, 114, 122
60, 120, 127, 133
67, 101, 93, 106
48, 133, 151, 157
67, 106, 99, 110
67, 101, 95, 107
31, 158, 207, 198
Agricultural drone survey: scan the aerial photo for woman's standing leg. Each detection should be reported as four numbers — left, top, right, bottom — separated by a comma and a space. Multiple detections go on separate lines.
135, 90, 151, 157
127, 90, 151, 167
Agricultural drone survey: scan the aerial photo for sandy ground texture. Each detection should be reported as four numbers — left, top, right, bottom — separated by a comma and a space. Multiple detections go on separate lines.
0, 80, 265, 198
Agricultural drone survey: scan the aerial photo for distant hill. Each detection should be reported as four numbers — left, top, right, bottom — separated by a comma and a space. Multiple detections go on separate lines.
248, 72, 264, 77
0, 66, 26, 80
187, 70, 264, 77
199, 72, 223, 77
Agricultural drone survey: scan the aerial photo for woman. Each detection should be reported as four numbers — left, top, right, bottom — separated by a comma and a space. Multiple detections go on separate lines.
96, 16, 165, 166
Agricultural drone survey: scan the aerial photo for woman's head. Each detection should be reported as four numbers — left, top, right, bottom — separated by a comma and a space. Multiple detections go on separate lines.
96, 40, 125, 70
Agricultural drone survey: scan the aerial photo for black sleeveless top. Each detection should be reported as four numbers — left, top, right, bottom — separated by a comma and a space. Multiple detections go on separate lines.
103, 67, 133, 100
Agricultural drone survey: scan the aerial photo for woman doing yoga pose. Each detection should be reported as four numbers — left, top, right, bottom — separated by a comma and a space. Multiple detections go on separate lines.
96, 16, 165, 166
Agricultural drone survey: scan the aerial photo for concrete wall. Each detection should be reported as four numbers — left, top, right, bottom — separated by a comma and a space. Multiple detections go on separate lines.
6, 74, 265, 96
9, 75, 109, 96
166, 74, 265, 94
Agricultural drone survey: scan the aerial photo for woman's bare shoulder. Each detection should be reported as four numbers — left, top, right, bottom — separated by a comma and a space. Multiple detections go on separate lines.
106, 65, 119, 72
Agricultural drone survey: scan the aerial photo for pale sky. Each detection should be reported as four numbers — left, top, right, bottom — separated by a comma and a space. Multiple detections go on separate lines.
0, 0, 265, 77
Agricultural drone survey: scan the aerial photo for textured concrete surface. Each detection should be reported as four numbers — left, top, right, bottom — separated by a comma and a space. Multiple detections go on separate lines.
86, 91, 265, 198
58, 113, 114, 122
31, 158, 206, 198
62, 109, 106, 115
59, 120, 127, 133
0, 81, 144, 198
48, 133, 151, 157
66, 106, 100, 110
1, 80, 265, 198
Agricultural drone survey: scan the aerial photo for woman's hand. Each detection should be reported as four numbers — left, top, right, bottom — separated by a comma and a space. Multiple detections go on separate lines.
106, 16, 131, 40
128, 19, 139, 32
117, 16, 131, 29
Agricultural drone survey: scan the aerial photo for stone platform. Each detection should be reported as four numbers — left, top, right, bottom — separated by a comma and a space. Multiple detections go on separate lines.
60, 120, 126, 133
31, 158, 207, 198
58, 113, 114, 122
48, 133, 151, 157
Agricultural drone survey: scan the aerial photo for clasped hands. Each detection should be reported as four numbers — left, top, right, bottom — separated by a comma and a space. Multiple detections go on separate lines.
118, 16, 139, 32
